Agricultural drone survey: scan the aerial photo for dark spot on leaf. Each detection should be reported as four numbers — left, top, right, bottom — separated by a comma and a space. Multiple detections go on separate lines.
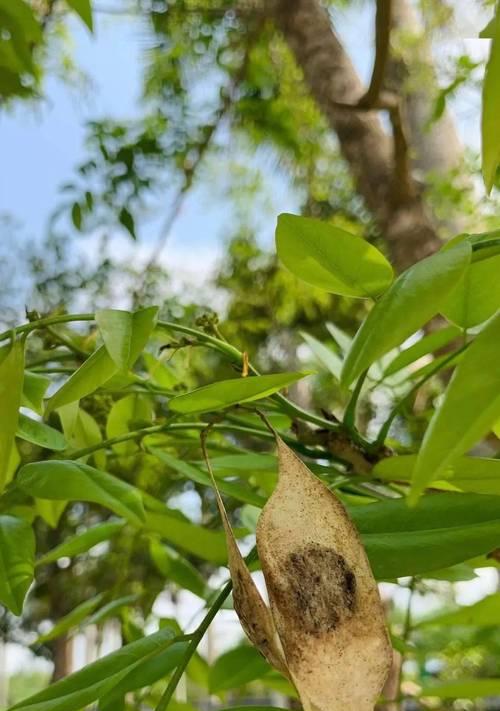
282, 544, 357, 635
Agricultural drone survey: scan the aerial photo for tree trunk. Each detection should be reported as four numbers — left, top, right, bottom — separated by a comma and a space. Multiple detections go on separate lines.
269, 0, 443, 271
51, 634, 73, 681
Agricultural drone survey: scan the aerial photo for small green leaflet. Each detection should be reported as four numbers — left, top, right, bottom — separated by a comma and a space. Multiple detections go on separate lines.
275, 213, 393, 297
419, 592, 500, 627
0, 515, 35, 616
106, 394, 153, 455
300, 331, 343, 381
17, 460, 145, 526
145, 511, 229, 564
482, 2, 500, 192
59, 404, 106, 469
350, 492, 500, 579
149, 538, 210, 599
10, 627, 179, 711
65, 0, 93, 30
36, 593, 106, 644
169, 371, 310, 414
0, 339, 24, 492
35, 499, 67, 529
17, 413, 67, 451
46, 346, 116, 414
209, 645, 271, 693
411, 312, 500, 502
36, 520, 125, 566
22, 371, 50, 414
375, 454, 500, 496
95, 307, 158, 371
341, 242, 471, 386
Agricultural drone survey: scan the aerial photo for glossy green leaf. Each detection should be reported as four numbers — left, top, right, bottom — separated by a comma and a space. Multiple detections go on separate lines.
65, 0, 93, 30
441, 233, 500, 327
420, 592, 500, 627
341, 242, 471, 386
169, 371, 310, 414
349, 492, 500, 578
118, 206, 136, 239
300, 331, 343, 381
482, 3, 500, 192
0, 515, 35, 616
95, 307, 158, 371
375, 454, 500, 495
17, 414, 67, 451
36, 594, 106, 644
22, 371, 50, 414
11, 626, 178, 711
17, 461, 145, 526
149, 538, 210, 598
59, 405, 106, 469
149, 446, 265, 507
420, 679, 500, 699
35, 499, 67, 529
145, 510, 229, 564
0, 340, 24, 492
275, 213, 393, 297
87, 594, 139, 626
411, 313, 500, 501
209, 645, 271, 693
383, 325, 461, 377
36, 520, 125, 566
46, 346, 116, 415
107, 394, 153, 455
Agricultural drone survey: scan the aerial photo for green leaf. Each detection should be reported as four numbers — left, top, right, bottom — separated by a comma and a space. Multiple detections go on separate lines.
71, 202, 82, 230
17, 461, 145, 526
22, 371, 50, 414
0, 515, 35, 616
149, 538, 210, 598
11, 627, 179, 711
95, 307, 158, 371
36, 594, 106, 644
145, 510, 229, 564
341, 242, 471, 386
35, 499, 67, 529
46, 346, 116, 415
87, 594, 139, 626
300, 331, 343, 381
0, 340, 24, 492
118, 206, 136, 239
209, 645, 271, 693
375, 454, 500, 496
59, 405, 106, 469
420, 592, 500, 627
482, 3, 500, 192
276, 213, 393, 297
37, 520, 125, 566
420, 679, 500, 699
17, 413, 67, 451
107, 394, 153, 455
441, 233, 500, 327
65, 0, 93, 30
349, 492, 500, 578
99, 640, 189, 706
169, 371, 310, 414
411, 313, 500, 501
383, 325, 461, 377
149, 446, 265, 507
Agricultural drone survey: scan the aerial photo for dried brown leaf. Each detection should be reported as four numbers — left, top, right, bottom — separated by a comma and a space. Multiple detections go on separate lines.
257, 437, 392, 711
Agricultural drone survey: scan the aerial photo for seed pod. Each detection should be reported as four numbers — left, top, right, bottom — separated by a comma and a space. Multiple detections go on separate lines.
256, 437, 392, 711
202, 439, 288, 675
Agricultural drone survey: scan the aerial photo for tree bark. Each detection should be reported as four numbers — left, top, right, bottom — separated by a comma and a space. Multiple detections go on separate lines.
269, 0, 442, 271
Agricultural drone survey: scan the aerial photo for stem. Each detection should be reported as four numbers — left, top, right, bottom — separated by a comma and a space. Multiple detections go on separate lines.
155, 581, 233, 711
0, 313, 95, 342
397, 578, 415, 709
343, 369, 368, 431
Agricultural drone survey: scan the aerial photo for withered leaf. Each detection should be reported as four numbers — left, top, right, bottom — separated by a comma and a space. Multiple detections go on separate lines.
203, 442, 288, 675
257, 437, 392, 711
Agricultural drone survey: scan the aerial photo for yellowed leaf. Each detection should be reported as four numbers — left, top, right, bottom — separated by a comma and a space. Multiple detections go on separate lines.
257, 437, 392, 711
